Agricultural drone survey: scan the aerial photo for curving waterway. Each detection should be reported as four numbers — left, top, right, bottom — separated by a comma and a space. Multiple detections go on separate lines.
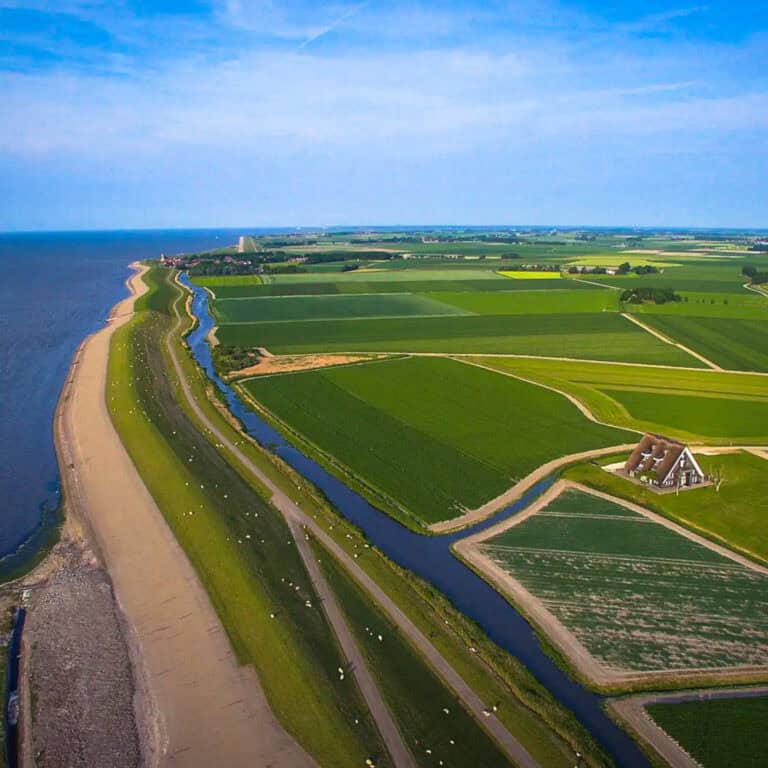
180, 273, 652, 768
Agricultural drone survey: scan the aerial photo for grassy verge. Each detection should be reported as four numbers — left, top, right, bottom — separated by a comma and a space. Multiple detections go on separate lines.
108, 268, 389, 768
312, 539, 529, 768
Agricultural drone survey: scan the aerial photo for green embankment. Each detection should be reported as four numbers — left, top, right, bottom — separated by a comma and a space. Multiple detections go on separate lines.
108, 268, 389, 768
240, 356, 631, 527
474, 357, 768, 444
631, 315, 768, 372
218, 313, 701, 365
314, 544, 529, 768
645, 696, 768, 768
120, 267, 613, 767
564, 452, 768, 564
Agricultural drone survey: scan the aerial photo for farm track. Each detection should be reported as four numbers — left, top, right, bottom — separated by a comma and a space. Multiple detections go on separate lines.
456, 480, 768, 690
168, 279, 541, 768
608, 686, 768, 768
58, 264, 312, 768
621, 313, 722, 370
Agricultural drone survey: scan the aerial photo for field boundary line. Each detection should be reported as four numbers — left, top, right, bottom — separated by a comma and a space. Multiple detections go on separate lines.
621, 313, 722, 370
170, 274, 541, 768
571, 278, 623, 290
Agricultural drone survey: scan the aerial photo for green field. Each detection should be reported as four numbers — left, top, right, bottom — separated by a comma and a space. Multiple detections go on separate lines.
475, 357, 768, 443
633, 315, 768, 372
588, 262, 751, 294
565, 452, 768, 564
192, 274, 263, 288
240, 357, 631, 527
627, 291, 768, 320
218, 313, 701, 365
212, 293, 467, 323
475, 488, 768, 678
646, 695, 768, 768
428, 289, 620, 315
207, 277, 599, 298
315, 546, 516, 768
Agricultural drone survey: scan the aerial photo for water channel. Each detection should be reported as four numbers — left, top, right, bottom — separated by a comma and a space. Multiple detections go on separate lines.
180, 273, 652, 768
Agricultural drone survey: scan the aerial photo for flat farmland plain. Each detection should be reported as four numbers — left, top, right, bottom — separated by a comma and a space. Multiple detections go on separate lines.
239, 357, 631, 527
205, 277, 599, 298
212, 293, 467, 323
645, 695, 768, 768
633, 315, 768, 372
627, 291, 768, 320
461, 485, 768, 688
427, 289, 620, 315
217, 313, 702, 365
475, 357, 768, 443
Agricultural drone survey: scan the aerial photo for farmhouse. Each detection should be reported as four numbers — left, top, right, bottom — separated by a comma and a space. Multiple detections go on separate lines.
624, 433, 705, 489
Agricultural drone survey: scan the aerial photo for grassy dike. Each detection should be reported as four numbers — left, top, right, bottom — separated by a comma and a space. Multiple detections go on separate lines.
161, 269, 618, 768
107, 267, 390, 768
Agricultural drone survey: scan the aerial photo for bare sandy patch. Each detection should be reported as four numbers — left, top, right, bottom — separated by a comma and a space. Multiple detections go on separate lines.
229, 353, 386, 379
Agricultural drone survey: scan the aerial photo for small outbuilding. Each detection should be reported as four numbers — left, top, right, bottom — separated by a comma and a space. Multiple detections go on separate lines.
624, 433, 705, 489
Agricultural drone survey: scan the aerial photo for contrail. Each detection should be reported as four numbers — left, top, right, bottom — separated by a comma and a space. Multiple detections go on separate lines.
297, 1, 370, 50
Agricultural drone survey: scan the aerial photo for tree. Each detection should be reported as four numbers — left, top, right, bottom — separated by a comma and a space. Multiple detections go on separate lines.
742, 265, 758, 278
712, 465, 727, 493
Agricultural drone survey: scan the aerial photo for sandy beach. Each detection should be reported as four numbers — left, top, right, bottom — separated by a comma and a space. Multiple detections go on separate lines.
53, 262, 311, 767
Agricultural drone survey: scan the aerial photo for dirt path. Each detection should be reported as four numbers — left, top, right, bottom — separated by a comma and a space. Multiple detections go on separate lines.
609, 687, 768, 768
168, 280, 540, 768
456, 480, 768, 689
621, 313, 722, 370
58, 263, 311, 768
428, 443, 637, 533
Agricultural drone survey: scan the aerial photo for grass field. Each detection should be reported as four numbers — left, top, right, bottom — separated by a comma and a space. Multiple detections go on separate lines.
646, 695, 768, 768
206, 277, 602, 298
218, 313, 702, 365
266, 268, 508, 283
588, 263, 751, 294
564, 452, 768, 564
240, 357, 631, 527
428, 289, 620, 315
499, 271, 562, 279
191, 274, 263, 288
212, 293, 467, 323
475, 488, 768, 678
108, 268, 389, 767
627, 291, 768, 320
315, 544, 516, 768
632, 315, 768, 372
475, 357, 768, 443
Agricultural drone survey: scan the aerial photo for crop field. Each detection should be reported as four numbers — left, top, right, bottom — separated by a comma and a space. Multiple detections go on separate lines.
266, 268, 509, 283
646, 695, 768, 768
567, 255, 683, 268
206, 277, 602, 298
499, 270, 563, 279
470, 487, 768, 683
588, 262, 750, 294
632, 315, 768, 372
217, 313, 701, 365
191, 274, 263, 288
429, 289, 620, 314
565, 451, 768, 564
240, 357, 631, 527
212, 293, 467, 324
475, 357, 768, 443
627, 291, 767, 320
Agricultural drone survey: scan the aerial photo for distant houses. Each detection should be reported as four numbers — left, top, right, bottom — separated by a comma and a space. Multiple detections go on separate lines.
624, 434, 705, 490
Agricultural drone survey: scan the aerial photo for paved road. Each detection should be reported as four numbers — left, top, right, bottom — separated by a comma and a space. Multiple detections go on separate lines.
168, 280, 541, 768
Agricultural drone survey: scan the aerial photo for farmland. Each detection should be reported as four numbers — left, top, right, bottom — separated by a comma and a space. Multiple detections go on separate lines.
462, 485, 768, 687
422, 289, 621, 315
240, 357, 631, 527
645, 695, 768, 768
217, 312, 701, 365
564, 451, 768, 564
475, 356, 768, 443
212, 293, 467, 324
626, 291, 767, 320
631, 315, 768, 372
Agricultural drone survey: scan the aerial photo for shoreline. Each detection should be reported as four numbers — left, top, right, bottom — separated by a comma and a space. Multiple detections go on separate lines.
47, 260, 308, 767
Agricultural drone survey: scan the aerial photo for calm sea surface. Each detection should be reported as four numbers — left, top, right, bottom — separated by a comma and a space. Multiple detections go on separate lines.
0, 229, 251, 562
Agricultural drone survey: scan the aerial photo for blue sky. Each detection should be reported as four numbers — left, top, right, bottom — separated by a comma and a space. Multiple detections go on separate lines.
1, 1, 767, 230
